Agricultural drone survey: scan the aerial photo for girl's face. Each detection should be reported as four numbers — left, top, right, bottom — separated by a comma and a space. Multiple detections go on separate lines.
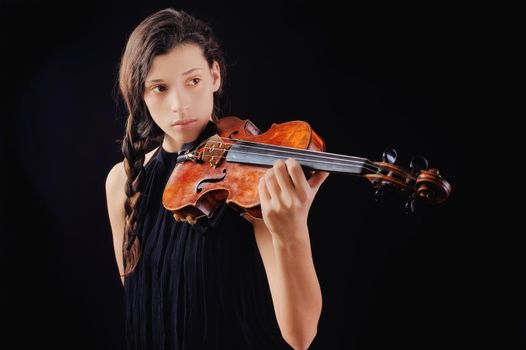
143, 43, 221, 152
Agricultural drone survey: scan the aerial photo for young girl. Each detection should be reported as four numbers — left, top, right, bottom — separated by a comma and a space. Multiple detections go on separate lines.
105, 8, 328, 350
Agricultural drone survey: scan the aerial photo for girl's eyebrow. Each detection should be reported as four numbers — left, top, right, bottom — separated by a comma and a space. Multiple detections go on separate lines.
182, 67, 203, 76
146, 67, 204, 83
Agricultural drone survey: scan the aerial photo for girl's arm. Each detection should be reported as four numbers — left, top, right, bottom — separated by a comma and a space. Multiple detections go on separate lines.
105, 149, 157, 285
251, 158, 329, 350
105, 161, 127, 285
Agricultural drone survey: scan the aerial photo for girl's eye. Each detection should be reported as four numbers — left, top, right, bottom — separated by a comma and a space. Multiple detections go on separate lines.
189, 78, 201, 86
152, 85, 167, 93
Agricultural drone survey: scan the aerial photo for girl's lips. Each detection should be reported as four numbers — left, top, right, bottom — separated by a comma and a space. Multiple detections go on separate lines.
171, 119, 197, 128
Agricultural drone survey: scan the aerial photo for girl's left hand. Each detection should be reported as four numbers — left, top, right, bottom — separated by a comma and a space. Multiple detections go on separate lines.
258, 158, 329, 242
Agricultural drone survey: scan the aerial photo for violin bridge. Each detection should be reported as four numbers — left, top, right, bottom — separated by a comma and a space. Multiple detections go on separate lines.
202, 134, 229, 168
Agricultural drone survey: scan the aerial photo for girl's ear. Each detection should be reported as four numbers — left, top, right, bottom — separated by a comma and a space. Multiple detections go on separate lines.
211, 61, 221, 92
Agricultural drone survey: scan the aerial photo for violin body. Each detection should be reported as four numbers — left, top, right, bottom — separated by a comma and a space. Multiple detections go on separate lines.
162, 116, 451, 224
163, 117, 325, 222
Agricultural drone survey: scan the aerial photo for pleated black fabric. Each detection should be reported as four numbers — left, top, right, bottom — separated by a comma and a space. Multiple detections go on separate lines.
124, 126, 293, 350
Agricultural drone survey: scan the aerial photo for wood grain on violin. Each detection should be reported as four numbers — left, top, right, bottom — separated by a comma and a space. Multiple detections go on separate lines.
162, 117, 451, 224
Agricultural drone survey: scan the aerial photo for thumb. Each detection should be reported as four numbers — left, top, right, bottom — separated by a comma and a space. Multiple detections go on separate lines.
308, 171, 330, 193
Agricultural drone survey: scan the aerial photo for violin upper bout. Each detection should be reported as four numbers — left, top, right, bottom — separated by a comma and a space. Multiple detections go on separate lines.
216, 116, 261, 139
309, 128, 326, 152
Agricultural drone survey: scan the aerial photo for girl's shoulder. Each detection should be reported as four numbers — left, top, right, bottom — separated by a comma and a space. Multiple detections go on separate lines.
105, 147, 160, 190
144, 146, 159, 166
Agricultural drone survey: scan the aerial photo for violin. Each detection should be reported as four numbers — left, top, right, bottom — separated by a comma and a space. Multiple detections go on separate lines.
162, 116, 451, 224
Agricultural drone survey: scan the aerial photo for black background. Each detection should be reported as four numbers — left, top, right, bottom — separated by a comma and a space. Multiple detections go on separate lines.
1, 1, 520, 349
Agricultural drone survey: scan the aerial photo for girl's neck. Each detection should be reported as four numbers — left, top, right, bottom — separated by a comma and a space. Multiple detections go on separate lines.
161, 138, 182, 154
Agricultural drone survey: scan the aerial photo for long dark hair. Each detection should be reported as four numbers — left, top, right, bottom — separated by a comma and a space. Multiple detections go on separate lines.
118, 8, 226, 275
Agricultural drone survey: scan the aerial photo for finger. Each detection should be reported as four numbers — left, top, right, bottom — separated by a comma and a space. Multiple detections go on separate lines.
264, 169, 281, 201
308, 171, 330, 193
258, 176, 271, 202
286, 158, 309, 195
273, 159, 295, 196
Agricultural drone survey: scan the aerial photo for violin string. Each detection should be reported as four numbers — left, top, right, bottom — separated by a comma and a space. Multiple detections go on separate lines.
225, 148, 380, 173
215, 136, 370, 162
208, 138, 372, 166
210, 137, 414, 179
196, 137, 383, 174
198, 138, 416, 179
190, 145, 381, 174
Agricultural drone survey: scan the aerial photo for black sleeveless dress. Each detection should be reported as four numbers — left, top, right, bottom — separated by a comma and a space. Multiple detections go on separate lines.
124, 123, 293, 350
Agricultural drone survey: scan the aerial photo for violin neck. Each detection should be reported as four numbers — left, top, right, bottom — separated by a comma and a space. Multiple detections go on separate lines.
226, 141, 375, 175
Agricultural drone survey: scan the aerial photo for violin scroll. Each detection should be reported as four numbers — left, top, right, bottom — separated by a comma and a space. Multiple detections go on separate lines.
365, 148, 451, 212
415, 168, 451, 204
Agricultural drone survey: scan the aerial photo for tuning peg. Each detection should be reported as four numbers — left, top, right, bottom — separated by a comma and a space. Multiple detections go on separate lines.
409, 155, 429, 173
374, 187, 384, 202
404, 197, 415, 214
404, 192, 419, 214
382, 148, 397, 164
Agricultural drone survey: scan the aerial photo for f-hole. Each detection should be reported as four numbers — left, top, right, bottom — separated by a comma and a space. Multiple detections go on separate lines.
196, 168, 227, 193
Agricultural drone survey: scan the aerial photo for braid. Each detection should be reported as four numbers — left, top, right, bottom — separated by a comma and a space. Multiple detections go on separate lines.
122, 116, 148, 276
